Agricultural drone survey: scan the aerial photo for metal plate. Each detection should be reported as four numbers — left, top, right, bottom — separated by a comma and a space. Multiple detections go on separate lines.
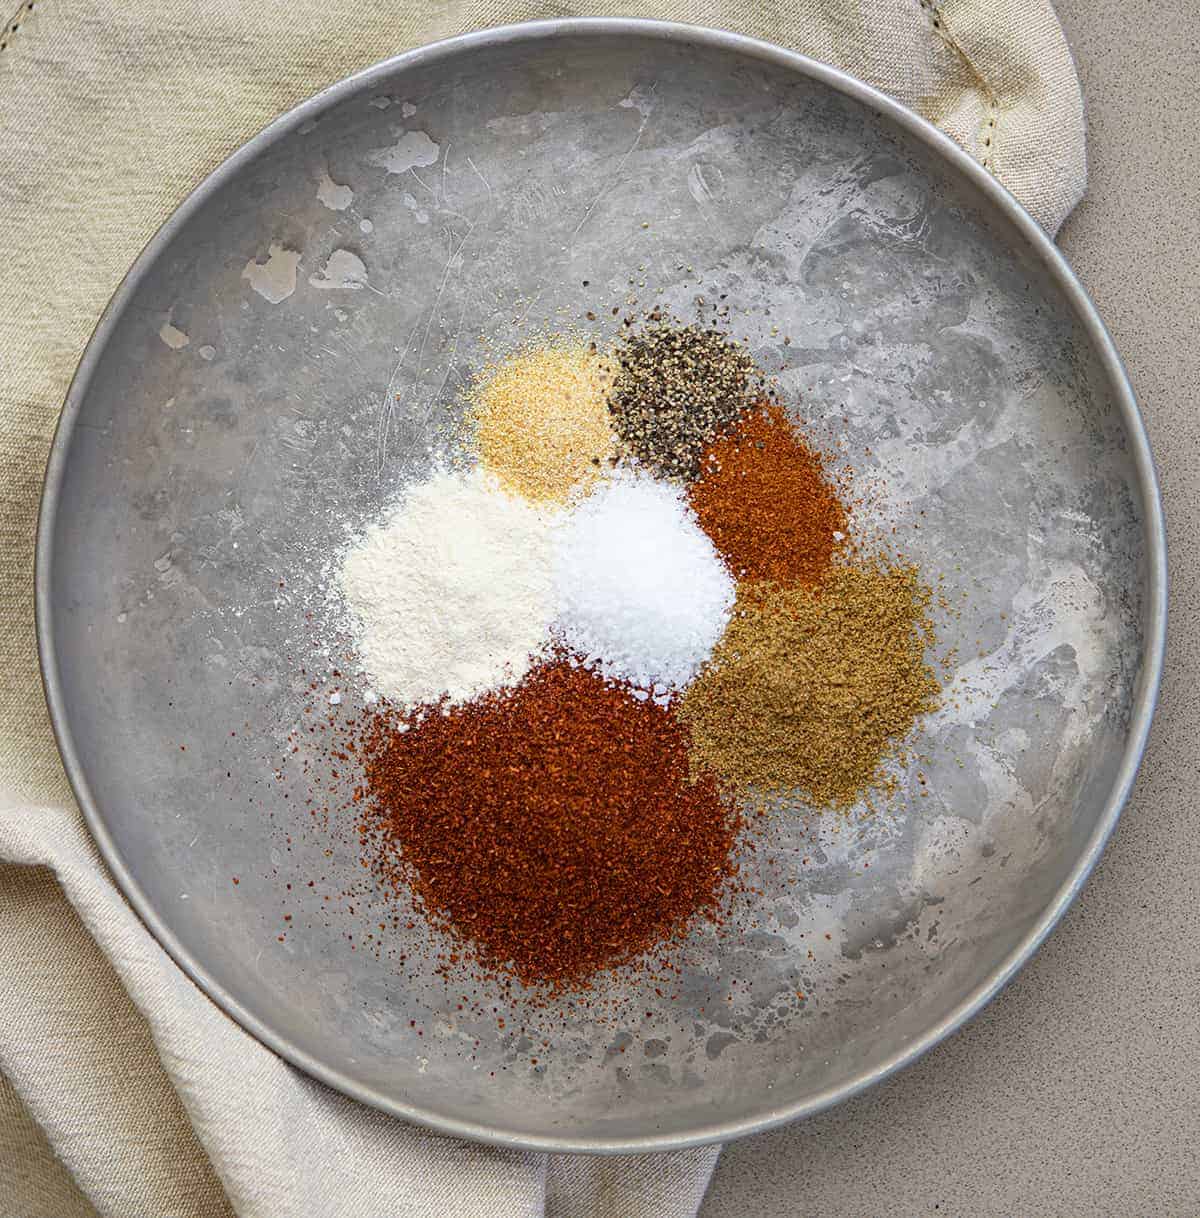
36, 20, 1165, 1152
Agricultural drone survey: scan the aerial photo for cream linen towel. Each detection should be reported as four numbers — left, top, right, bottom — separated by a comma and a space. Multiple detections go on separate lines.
0, 2, 1085, 1214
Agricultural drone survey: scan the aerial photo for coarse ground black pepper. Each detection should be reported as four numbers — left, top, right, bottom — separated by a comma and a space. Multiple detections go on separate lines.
607, 317, 765, 479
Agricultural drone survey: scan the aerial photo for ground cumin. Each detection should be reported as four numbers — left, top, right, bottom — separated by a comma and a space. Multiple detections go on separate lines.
678, 563, 940, 808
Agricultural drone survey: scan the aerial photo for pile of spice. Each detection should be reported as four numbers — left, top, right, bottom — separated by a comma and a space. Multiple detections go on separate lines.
468, 343, 615, 505
309, 306, 944, 993
678, 563, 940, 807
606, 319, 765, 479
689, 401, 847, 586
340, 466, 557, 710
553, 470, 734, 696
356, 660, 741, 988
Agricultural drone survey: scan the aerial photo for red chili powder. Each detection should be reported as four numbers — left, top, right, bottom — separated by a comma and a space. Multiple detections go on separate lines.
356, 661, 741, 989
688, 401, 847, 586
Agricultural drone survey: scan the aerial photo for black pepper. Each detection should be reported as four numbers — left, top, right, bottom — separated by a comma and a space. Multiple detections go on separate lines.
606, 317, 765, 479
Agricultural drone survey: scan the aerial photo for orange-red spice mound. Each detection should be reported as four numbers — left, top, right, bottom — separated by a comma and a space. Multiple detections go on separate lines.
358, 661, 740, 988
688, 402, 847, 586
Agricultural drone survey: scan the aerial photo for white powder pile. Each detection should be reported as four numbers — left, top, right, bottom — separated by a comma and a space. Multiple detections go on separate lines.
340, 466, 558, 710
554, 471, 735, 697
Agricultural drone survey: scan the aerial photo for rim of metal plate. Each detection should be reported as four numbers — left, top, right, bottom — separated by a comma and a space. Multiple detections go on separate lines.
35, 18, 1168, 1154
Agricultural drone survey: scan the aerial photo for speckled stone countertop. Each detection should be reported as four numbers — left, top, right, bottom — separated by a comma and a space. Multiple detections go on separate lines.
701, 2, 1199, 1212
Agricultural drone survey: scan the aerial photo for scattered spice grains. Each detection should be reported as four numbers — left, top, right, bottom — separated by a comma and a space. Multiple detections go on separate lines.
679, 563, 940, 808
469, 342, 615, 505
689, 401, 847, 586
607, 318, 765, 479
356, 660, 741, 988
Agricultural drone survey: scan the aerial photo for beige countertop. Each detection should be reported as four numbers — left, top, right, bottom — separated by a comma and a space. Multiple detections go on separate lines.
702, 2, 1199, 1212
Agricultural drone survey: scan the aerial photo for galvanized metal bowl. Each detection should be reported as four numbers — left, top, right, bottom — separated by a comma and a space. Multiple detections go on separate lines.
36, 20, 1165, 1152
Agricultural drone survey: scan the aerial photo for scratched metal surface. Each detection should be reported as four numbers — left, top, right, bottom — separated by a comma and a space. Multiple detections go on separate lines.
38, 24, 1162, 1150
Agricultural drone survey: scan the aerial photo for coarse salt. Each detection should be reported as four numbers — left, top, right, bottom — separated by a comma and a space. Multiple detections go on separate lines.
553, 470, 734, 697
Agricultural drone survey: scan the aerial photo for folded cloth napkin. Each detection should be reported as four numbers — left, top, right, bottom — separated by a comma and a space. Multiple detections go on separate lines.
0, 2, 1084, 1214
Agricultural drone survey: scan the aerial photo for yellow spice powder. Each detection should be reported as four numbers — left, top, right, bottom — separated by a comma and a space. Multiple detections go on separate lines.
469, 343, 615, 505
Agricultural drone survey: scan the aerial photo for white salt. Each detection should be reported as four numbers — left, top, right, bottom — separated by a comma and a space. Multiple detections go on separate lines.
553, 471, 734, 696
